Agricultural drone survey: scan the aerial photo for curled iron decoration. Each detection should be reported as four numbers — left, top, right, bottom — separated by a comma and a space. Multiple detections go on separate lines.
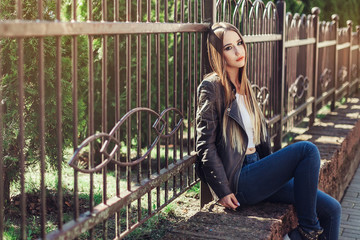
289, 75, 309, 99
319, 68, 332, 90
68, 107, 183, 173
338, 66, 348, 82
252, 84, 269, 107
351, 64, 358, 79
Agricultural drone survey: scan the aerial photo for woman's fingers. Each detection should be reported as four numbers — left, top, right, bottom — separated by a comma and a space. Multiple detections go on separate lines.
227, 199, 238, 210
219, 193, 239, 210
231, 194, 241, 208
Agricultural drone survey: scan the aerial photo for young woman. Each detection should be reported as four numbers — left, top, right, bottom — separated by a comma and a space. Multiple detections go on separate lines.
196, 22, 341, 240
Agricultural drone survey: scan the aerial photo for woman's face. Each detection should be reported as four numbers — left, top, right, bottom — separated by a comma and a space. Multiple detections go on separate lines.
222, 30, 246, 70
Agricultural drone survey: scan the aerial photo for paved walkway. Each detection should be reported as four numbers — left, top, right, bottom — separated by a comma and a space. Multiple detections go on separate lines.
340, 164, 360, 239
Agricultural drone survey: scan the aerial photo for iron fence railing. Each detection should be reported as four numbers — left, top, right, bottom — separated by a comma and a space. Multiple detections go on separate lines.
0, 0, 359, 239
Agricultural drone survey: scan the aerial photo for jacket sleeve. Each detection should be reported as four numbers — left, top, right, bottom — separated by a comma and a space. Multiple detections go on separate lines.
196, 80, 232, 199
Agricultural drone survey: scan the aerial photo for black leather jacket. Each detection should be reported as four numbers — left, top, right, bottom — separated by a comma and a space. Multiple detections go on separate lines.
195, 74, 271, 199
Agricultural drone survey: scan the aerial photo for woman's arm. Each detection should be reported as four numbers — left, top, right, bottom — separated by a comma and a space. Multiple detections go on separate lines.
196, 80, 233, 200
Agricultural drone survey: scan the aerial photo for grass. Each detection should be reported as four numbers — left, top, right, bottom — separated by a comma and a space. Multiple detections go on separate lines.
3, 221, 17, 240
4, 142, 196, 239
186, 182, 200, 195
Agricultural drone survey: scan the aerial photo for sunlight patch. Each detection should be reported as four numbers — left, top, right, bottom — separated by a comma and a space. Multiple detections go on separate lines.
315, 136, 344, 145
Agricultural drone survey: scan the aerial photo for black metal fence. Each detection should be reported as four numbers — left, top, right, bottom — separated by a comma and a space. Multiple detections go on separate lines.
0, 0, 359, 239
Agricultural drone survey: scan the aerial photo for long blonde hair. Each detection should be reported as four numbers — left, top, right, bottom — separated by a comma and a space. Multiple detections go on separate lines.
207, 22, 267, 153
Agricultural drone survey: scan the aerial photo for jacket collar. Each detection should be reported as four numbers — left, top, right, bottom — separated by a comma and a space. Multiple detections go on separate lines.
226, 98, 247, 136
223, 79, 248, 135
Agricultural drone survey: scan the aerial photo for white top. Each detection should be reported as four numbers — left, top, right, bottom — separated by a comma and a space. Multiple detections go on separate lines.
235, 93, 255, 148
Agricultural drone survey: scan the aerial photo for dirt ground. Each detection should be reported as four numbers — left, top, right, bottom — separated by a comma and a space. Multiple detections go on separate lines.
129, 191, 201, 240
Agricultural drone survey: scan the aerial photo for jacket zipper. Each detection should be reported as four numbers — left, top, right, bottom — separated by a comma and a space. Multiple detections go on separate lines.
227, 107, 248, 196
231, 147, 246, 196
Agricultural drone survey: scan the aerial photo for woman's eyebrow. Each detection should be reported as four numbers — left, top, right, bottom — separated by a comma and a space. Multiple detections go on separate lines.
223, 39, 241, 48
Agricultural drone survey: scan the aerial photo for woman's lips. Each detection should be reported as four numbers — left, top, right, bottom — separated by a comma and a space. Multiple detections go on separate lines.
236, 56, 244, 61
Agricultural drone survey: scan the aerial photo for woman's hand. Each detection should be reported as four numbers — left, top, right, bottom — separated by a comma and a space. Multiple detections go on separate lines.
218, 193, 240, 210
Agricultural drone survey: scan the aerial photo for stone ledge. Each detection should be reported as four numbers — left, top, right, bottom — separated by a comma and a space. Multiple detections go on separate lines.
164, 202, 297, 240
164, 97, 360, 240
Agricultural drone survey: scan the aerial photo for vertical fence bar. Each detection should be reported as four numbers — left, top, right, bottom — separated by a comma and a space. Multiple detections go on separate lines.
87, 0, 95, 238
71, 5, 80, 236
173, 0, 178, 197
146, 0, 152, 216
202, 0, 215, 73
55, 0, 63, 231
16, 0, 26, 238
309, 8, 320, 127
37, 0, 47, 237
136, 0, 142, 224
164, 0, 169, 203
179, 0, 184, 190
332, 14, 339, 109
187, 0, 192, 156
264, 14, 268, 115
71, 0, 79, 224
18, 37, 26, 240
156, 0, 161, 209
101, 0, 108, 237
347, 20, 352, 98
269, 16, 282, 127
114, 0, 121, 236
200, 0, 215, 208
274, 0, 285, 151
194, 0, 199, 133
126, 0, 132, 231
260, 11, 265, 89
101, 0, 108, 204
187, 0, 192, 188
88, 41, 94, 240
254, 12, 259, 85
193, 0, 199, 182
0, 39, 4, 240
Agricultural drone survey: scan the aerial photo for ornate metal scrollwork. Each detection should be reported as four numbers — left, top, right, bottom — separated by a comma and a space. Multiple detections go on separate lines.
252, 84, 269, 107
289, 75, 309, 99
352, 64, 358, 79
338, 66, 348, 82
68, 107, 183, 173
320, 68, 332, 90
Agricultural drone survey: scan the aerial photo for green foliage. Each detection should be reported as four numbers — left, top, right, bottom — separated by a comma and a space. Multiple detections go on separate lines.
340, 96, 347, 104
0, 0, 89, 201
264, 0, 360, 28
163, 203, 176, 216
3, 220, 17, 240
310, 0, 360, 28
1, 0, 200, 203
187, 182, 200, 194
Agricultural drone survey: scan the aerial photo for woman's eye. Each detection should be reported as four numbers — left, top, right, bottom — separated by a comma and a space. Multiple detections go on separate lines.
224, 46, 232, 51
237, 41, 243, 45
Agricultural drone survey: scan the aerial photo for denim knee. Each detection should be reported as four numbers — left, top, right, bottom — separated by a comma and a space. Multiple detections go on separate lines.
301, 141, 320, 166
328, 198, 341, 220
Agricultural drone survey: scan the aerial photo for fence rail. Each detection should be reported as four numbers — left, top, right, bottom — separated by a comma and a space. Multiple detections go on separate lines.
0, 0, 359, 239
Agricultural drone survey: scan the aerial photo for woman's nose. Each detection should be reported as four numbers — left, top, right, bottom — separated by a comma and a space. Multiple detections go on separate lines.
235, 45, 243, 55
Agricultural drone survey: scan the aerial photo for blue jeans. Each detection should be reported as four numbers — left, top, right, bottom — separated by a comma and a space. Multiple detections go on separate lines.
236, 141, 341, 240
